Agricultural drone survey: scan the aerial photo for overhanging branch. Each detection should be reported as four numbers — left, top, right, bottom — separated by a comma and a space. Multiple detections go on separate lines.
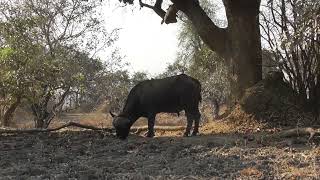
137, 0, 227, 56
139, 0, 178, 24
139, 0, 163, 21
162, 4, 178, 24
172, 0, 228, 57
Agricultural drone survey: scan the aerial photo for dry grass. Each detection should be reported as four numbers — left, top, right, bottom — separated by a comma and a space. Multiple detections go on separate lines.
1, 105, 320, 179
72, 111, 187, 127
240, 166, 263, 178
9, 103, 271, 136
78, 113, 111, 128
274, 148, 320, 179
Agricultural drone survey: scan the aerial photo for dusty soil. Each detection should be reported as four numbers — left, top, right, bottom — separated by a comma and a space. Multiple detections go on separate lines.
1, 121, 320, 180
4, 73, 319, 179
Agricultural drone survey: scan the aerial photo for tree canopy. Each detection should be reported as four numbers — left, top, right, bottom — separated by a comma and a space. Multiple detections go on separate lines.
0, 0, 119, 127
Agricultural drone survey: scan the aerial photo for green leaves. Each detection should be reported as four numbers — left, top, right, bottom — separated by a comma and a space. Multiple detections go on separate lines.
0, 0, 121, 126
0, 48, 14, 60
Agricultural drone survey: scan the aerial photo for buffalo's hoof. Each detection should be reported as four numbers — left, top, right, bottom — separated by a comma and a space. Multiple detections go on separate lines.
191, 132, 198, 136
183, 132, 190, 137
144, 131, 155, 138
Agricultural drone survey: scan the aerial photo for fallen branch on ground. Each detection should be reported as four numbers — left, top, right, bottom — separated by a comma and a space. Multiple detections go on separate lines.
0, 122, 186, 135
0, 122, 113, 135
132, 125, 185, 134
268, 127, 320, 141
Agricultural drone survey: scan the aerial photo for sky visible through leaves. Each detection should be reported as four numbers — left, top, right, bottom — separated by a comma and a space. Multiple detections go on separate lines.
102, 1, 179, 76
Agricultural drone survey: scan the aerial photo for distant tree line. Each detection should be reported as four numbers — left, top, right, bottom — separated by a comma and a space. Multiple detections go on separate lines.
0, 0, 150, 128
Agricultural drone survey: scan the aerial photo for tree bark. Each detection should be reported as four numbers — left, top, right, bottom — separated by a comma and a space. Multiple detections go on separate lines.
31, 104, 50, 128
223, 0, 262, 105
313, 74, 320, 120
172, 0, 228, 57
31, 87, 70, 128
211, 98, 219, 118
1, 96, 21, 127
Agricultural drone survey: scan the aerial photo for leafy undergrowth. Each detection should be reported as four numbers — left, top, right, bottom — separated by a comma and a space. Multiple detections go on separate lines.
1, 118, 320, 179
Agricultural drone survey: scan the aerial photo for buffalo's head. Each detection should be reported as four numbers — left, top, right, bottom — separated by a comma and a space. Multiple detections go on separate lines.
110, 112, 131, 139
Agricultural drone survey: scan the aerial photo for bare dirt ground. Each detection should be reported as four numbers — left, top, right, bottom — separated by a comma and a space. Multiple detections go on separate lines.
1, 114, 320, 180
3, 75, 319, 179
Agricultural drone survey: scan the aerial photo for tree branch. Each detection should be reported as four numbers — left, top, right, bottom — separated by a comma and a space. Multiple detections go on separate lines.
0, 122, 186, 135
0, 122, 113, 134
172, 0, 227, 57
139, 0, 168, 23
267, 127, 320, 141
52, 86, 70, 111
137, 0, 227, 56
132, 125, 185, 134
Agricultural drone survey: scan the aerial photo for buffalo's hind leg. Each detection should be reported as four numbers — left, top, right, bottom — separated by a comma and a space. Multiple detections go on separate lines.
191, 111, 201, 136
145, 115, 156, 137
185, 109, 201, 137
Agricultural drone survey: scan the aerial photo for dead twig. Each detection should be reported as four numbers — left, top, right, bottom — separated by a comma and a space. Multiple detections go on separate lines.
0, 122, 113, 135
132, 125, 185, 134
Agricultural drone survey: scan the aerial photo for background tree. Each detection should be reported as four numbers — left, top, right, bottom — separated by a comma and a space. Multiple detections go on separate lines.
94, 69, 132, 113
260, 0, 320, 116
0, 16, 43, 126
131, 71, 149, 86
0, 0, 119, 128
120, 0, 263, 107
100, 70, 149, 113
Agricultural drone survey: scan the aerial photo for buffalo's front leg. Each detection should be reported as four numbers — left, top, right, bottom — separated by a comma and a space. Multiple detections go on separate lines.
191, 112, 201, 136
184, 115, 193, 137
145, 115, 155, 137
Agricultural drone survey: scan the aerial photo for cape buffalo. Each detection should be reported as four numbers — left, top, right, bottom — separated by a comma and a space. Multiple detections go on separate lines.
110, 74, 201, 139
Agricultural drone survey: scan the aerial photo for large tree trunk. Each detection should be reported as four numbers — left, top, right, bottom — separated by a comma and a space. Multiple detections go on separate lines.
31, 103, 50, 128
223, 0, 262, 105
1, 96, 21, 127
31, 103, 58, 129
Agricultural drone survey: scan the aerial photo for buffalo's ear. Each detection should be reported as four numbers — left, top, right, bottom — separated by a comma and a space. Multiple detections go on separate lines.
109, 111, 116, 118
